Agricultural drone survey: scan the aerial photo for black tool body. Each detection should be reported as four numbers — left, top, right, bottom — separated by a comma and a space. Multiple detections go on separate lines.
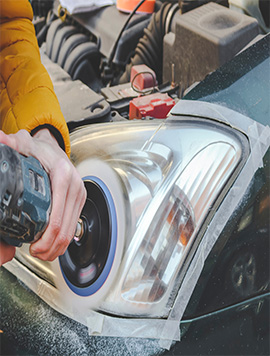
0, 144, 51, 246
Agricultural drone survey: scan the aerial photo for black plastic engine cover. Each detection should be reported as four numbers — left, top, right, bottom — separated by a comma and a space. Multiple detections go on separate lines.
72, 5, 152, 66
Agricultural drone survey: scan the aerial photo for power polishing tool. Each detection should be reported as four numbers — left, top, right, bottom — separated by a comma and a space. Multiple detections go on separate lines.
0, 143, 125, 304
0, 143, 83, 247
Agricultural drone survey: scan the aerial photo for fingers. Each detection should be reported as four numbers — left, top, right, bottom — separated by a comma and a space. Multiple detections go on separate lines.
0, 129, 33, 156
52, 170, 86, 258
1, 129, 87, 262
30, 158, 86, 261
30, 157, 70, 259
0, 241, 16, 266
39, 189, 85, 261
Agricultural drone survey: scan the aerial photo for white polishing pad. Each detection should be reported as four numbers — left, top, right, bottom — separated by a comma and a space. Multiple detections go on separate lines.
51, 159, 126, 309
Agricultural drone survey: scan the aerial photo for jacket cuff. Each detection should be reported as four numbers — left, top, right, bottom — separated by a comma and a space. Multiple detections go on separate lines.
31, 124, 66, 153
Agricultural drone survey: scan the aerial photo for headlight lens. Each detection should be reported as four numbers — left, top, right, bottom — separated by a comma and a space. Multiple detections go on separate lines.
69, 117, 246, 317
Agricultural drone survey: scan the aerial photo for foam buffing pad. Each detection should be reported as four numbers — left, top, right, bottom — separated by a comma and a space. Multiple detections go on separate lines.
52, 159, 125, 309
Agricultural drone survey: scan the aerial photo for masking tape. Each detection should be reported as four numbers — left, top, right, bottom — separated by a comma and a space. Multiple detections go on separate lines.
160, 100, 270, 349
86, 310, 180, 341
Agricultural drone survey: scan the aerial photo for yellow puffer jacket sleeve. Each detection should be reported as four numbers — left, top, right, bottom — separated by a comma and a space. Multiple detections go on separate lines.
0, 0, 71, 156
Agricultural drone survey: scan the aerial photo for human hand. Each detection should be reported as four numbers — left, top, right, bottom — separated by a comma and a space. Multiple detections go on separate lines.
0, 240, 16, 266
0, 129, 86, 261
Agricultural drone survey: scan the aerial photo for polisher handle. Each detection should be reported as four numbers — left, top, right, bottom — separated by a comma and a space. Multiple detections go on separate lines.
0, 143, 51, 246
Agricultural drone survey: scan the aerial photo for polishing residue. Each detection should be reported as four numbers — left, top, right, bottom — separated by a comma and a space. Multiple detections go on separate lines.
0, 268, 168, 356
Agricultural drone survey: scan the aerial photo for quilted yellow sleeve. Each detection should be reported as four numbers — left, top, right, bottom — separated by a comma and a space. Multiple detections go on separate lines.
0, 0, 71, 156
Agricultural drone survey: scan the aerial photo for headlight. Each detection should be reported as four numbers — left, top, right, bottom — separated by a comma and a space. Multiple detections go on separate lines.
64, 116, 246, 317
14, 114, 248, 319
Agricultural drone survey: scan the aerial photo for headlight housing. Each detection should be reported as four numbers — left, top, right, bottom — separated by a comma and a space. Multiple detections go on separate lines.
14, 112, 249, 319
67, 116, 248, 317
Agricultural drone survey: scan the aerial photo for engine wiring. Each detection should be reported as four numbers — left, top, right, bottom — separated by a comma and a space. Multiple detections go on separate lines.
108, 0, 147, 66
130, 70, 159, 95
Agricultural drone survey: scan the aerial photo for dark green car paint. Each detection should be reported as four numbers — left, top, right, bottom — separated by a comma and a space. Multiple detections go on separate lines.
1, 267, 269, 356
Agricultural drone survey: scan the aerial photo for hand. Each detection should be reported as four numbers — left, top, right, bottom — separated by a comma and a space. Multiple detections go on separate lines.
0, 129, 86, 261
0, 240, 15, 266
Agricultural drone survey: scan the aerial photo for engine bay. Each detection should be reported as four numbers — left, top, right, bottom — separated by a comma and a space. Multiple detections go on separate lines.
32, 0, 269, 129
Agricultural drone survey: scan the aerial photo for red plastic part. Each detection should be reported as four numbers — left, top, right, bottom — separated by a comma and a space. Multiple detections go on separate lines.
129, 93, 175, 120
130, 64, 157, 91
117, 0, 156, 14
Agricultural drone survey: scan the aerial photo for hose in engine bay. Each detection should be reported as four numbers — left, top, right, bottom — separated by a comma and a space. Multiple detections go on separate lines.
118, 1, 179, 85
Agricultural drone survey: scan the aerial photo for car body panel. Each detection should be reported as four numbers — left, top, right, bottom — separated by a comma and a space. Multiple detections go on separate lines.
1, 266, 269, 356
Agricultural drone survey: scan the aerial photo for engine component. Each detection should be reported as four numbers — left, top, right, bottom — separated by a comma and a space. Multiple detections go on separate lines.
72, 5, 152, 65
119, 2, 180, 85
32, 0, 55, 43
107, 0, 155, 76
40, 48, 111, 130
130, 64, 157, 91
229, 0, 270, 33
46, 18, 64, 58
31, 0, 54, 18
163, 2, 259, 96
63, 41, 100, 90
117, 0, 156, 14
44, 5, 153, 89
57, 33, 89, 67
50, 25, 78, 62
100, 80, 178, 120
39, 1, 266, 122
45, 17, 101, 91
129, 92, 175, 119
